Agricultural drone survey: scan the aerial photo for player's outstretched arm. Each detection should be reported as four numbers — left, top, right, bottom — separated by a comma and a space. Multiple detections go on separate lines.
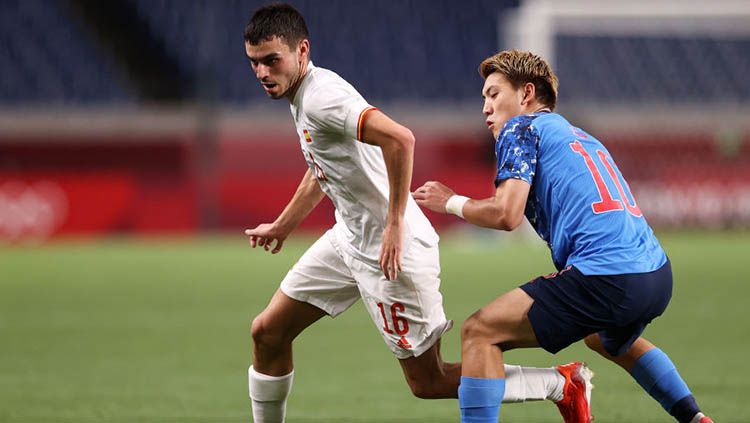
359, 110, 415, 280
244, 168, 325, 254
413, 178, 529, 231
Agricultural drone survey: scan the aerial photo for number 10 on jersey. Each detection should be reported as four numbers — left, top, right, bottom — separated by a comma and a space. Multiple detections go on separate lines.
569, 140, 642, 217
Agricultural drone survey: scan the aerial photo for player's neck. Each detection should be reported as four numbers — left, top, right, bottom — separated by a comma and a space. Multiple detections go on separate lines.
285, 60, 310, 103
530, 103, 551, 114
520, 103, 551, 116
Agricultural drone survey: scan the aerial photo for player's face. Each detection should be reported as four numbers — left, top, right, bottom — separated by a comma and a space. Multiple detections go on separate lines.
482, 73, 526, 139
245, 36, 308, 100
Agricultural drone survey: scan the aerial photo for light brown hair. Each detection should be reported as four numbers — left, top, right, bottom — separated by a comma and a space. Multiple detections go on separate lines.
479, 49, 559, 110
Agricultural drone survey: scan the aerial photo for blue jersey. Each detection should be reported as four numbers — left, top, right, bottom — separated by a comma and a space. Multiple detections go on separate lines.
495, 112, 666, 275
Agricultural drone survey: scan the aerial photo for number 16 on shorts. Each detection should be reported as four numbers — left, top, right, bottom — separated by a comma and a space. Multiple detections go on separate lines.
377, 302, 409, 335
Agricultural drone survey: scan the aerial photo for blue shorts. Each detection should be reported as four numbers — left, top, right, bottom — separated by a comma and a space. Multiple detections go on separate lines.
520, 260, 672, 356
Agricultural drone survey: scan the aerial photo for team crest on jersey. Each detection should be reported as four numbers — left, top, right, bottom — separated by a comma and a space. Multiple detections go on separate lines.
303, 129, 313, 143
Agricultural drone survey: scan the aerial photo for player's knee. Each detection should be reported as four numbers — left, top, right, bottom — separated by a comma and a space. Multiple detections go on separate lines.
460, 312, 490, 345
462, 310, 519, 350
250, 315, 266, 344
251, 314, 286, 349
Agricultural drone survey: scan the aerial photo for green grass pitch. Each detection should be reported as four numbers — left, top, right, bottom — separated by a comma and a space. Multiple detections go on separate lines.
1, 232, 747, 422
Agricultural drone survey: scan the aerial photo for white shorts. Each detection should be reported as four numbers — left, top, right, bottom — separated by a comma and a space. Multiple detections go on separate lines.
280, 229, 452, 359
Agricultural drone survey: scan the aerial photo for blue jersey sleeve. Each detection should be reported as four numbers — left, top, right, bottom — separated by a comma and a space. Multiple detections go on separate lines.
494, 115, 539, 187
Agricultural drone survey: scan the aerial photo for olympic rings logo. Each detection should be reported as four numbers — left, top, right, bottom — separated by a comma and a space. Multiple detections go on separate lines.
0, 180, 68, 242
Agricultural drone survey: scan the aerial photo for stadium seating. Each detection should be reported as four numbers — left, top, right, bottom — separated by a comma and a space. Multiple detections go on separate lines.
1, 0, 517, 105
128, 0, 515, 104
556, 35, 750, 104
2, 0, 749, 106
0, 0, 133, 104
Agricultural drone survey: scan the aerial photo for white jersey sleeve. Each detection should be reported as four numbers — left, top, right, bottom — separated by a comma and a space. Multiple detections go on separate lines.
304, 84, 376, 141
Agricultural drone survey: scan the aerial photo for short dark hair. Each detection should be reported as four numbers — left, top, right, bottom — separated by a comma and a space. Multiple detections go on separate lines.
244, 3, 309, 48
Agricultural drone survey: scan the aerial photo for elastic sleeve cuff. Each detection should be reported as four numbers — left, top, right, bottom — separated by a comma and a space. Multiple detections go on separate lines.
495, 174, 532, 187
345, 105, 378, 141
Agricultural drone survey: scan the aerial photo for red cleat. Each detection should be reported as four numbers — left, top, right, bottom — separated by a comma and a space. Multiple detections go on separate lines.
555, 362, 594, 423
692, 414, 714, 423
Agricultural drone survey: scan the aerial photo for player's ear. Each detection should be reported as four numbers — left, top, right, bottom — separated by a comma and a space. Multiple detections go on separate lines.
521, 82, 535, 106
297, 39, 310, 62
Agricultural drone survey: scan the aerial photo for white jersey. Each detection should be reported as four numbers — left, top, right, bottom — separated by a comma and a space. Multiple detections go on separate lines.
290, 62, 439, 263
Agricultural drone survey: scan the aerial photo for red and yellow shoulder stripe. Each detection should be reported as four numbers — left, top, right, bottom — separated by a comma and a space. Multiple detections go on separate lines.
356, 106, 379, 141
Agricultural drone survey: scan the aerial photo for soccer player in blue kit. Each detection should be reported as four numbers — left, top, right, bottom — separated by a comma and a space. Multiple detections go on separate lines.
413, 49, 714, 423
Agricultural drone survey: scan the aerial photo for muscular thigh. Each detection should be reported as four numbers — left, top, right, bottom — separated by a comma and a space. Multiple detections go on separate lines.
254, 289, 328, 341
466, 287, 538, 350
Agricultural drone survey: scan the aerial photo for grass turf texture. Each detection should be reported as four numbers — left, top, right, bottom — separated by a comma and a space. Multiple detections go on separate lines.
1, 232, 747, 422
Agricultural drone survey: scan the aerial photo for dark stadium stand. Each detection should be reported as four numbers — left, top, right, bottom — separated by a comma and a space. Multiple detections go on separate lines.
0, 0, 133, 104
1, 0, 518, 105
556, 35, 750, 104
2, 0, 749, 106
128, 0, 517, 104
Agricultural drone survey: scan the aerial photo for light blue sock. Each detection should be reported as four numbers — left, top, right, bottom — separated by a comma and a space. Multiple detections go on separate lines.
458, 376, 505, 423
630, 348, 692, 412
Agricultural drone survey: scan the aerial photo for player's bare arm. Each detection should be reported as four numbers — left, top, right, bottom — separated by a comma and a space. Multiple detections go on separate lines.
245, 168, 325, 254
359, 110, 416, 280
413, 178, 529, 231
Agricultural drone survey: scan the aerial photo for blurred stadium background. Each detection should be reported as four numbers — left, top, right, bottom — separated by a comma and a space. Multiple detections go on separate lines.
1, 0, 749, 421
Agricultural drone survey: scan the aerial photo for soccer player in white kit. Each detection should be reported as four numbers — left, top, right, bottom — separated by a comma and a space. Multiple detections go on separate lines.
242, 4, 591, 422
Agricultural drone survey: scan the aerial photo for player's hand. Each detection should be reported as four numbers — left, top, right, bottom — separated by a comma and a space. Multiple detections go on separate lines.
412, 181, 455, 214
244, 223, 287, 254
380, 222, 403, 281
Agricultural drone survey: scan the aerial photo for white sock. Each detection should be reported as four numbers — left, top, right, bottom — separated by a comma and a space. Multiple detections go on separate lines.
503, 364, 566, 403
248, 366, 294, 423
